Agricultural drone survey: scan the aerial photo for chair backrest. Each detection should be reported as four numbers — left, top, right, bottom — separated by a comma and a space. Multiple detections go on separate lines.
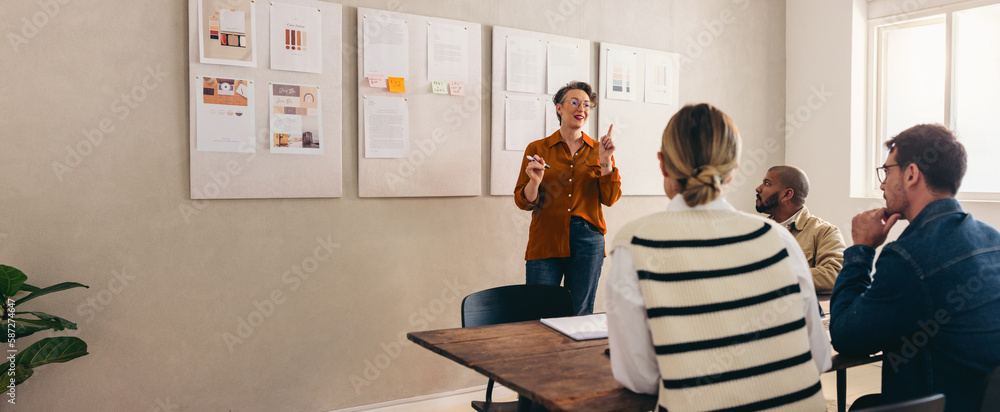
462, 285, 574, 328
980, 365, 1000, 412
854, 393, 945, 412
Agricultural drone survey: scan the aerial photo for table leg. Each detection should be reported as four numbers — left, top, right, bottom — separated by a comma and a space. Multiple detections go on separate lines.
517, 396, 531, 412
838, 369, 847, 412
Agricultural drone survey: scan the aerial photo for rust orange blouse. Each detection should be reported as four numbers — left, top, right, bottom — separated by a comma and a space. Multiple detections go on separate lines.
514, 131, 622, 260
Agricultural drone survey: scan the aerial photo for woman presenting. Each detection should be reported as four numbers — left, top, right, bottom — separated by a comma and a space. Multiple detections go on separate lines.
513, 81, 622, 315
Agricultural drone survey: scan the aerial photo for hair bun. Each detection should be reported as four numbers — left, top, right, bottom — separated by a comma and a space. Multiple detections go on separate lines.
692, 165, 722, 189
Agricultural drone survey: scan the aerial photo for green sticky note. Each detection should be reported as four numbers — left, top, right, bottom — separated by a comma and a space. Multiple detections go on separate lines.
431, 80, 448, 94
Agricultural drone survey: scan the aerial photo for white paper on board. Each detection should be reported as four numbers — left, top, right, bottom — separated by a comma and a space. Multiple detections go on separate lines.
606, 48, 637, 101
427, 22, 468, 83
195, 76, 256, 153
269, 83, 323, 155
644, 52, 678, 105
364, 96, 410, 158
198, 0, 257, 67
270, 3, 323, 73
506, 36, 545, 94
505, 95, 545, 152
363, 14, 409, 79
546, 41, 585, 94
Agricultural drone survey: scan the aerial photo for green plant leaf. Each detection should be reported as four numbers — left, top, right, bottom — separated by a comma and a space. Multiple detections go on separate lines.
12, 365, 32, 385
14, 282, 88, 307
11, 321, 51, 340
0, 266, 27, 298
19, 312, 77, 330
15, 337, 88, 371
11, 312, 79, 339
19, 284, 40, 293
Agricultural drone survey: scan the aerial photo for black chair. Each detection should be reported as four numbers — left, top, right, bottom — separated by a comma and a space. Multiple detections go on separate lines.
979, 365, 1000, 412
461, 285, 574, 412
852, 393, 945, 412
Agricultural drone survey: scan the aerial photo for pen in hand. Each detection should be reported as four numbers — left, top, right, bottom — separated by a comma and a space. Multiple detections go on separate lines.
526, 155, 550, 169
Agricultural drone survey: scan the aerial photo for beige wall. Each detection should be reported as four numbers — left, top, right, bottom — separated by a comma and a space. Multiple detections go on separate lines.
0, 0, 785, 410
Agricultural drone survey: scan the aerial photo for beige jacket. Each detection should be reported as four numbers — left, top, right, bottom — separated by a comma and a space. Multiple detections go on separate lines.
783, 206, 846, 294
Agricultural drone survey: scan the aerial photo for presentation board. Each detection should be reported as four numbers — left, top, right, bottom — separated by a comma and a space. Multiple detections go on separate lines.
356, 8, 482, 197
597, 42, 680, 196
187, 0, 343, 199
489, 26, 593, 196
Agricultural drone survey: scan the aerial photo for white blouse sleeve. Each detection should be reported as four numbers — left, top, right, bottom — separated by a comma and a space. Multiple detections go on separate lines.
606, 246, 660, 395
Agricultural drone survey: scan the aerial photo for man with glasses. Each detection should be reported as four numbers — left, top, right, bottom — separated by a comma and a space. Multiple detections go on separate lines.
830, 124, 1000, 411
755, 165, 846, 293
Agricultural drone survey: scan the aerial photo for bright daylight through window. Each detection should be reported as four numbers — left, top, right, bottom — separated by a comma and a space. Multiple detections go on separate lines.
871, 1, 1000, 197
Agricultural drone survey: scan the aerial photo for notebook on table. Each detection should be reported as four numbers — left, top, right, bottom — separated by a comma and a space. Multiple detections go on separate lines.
541, 313, 608, 341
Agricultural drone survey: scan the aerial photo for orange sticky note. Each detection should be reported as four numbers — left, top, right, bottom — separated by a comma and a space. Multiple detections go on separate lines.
448, 81, 464, 96
387, 77, 405, 93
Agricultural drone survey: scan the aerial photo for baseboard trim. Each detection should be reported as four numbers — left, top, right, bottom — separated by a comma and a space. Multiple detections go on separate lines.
332, 384, 518, 412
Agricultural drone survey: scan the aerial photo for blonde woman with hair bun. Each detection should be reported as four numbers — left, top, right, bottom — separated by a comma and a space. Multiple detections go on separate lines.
605, 103, 831, 412
657, 103, 740, 206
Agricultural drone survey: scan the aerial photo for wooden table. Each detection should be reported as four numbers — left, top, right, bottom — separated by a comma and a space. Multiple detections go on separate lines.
408, 320, 881, 412
409, 320, 655, 412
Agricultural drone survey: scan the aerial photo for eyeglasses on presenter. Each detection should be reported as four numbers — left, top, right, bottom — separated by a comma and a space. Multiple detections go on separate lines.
563, 97, 596, 110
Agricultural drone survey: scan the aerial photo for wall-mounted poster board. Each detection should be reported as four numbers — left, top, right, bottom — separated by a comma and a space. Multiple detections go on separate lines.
489, 26, 593, 196
597, 42, 680, 196
187, 0, 342, 199
356, 8, 482, 197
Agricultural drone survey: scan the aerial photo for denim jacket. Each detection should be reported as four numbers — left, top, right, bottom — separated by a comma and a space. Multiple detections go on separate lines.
830, 198, 1000, 412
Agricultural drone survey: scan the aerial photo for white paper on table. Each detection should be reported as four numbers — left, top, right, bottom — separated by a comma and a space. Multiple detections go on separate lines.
427, 22, 468, 83
269, 83, 323, 155
364, 95, 409, 158
506, 36, 545, 94
606, 48, 637, 101
546, 41, 585, 94
505, 95, 545, 152
363, 15, 409, 79
545, 100, 559, 137
541, 313, 608, 341
644, 52, 679, 105
196, 76, 256, 153
270, 3, 322, 74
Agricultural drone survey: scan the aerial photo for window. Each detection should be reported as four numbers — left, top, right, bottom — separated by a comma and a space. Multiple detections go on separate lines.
868, 1, 1000, 199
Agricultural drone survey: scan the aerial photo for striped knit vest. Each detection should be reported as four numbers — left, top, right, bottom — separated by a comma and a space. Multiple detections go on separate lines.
613, 209, 825, 412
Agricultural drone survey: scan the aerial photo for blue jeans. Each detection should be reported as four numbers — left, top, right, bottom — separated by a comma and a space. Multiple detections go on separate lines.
526, 217, 605, 315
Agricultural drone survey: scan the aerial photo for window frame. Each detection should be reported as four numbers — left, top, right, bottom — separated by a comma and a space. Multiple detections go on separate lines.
865, 0, 1000, 201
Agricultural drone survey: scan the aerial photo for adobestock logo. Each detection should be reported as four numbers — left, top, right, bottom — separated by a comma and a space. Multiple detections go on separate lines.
349, 278, 466, 394
6, 0, 72, 53
774, 85, 833, 140
679, 0, 750, 66
51, 64, 169, 183
221, 235, 339, 353
75, 268, 135, 324
148, 396, 180, 412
